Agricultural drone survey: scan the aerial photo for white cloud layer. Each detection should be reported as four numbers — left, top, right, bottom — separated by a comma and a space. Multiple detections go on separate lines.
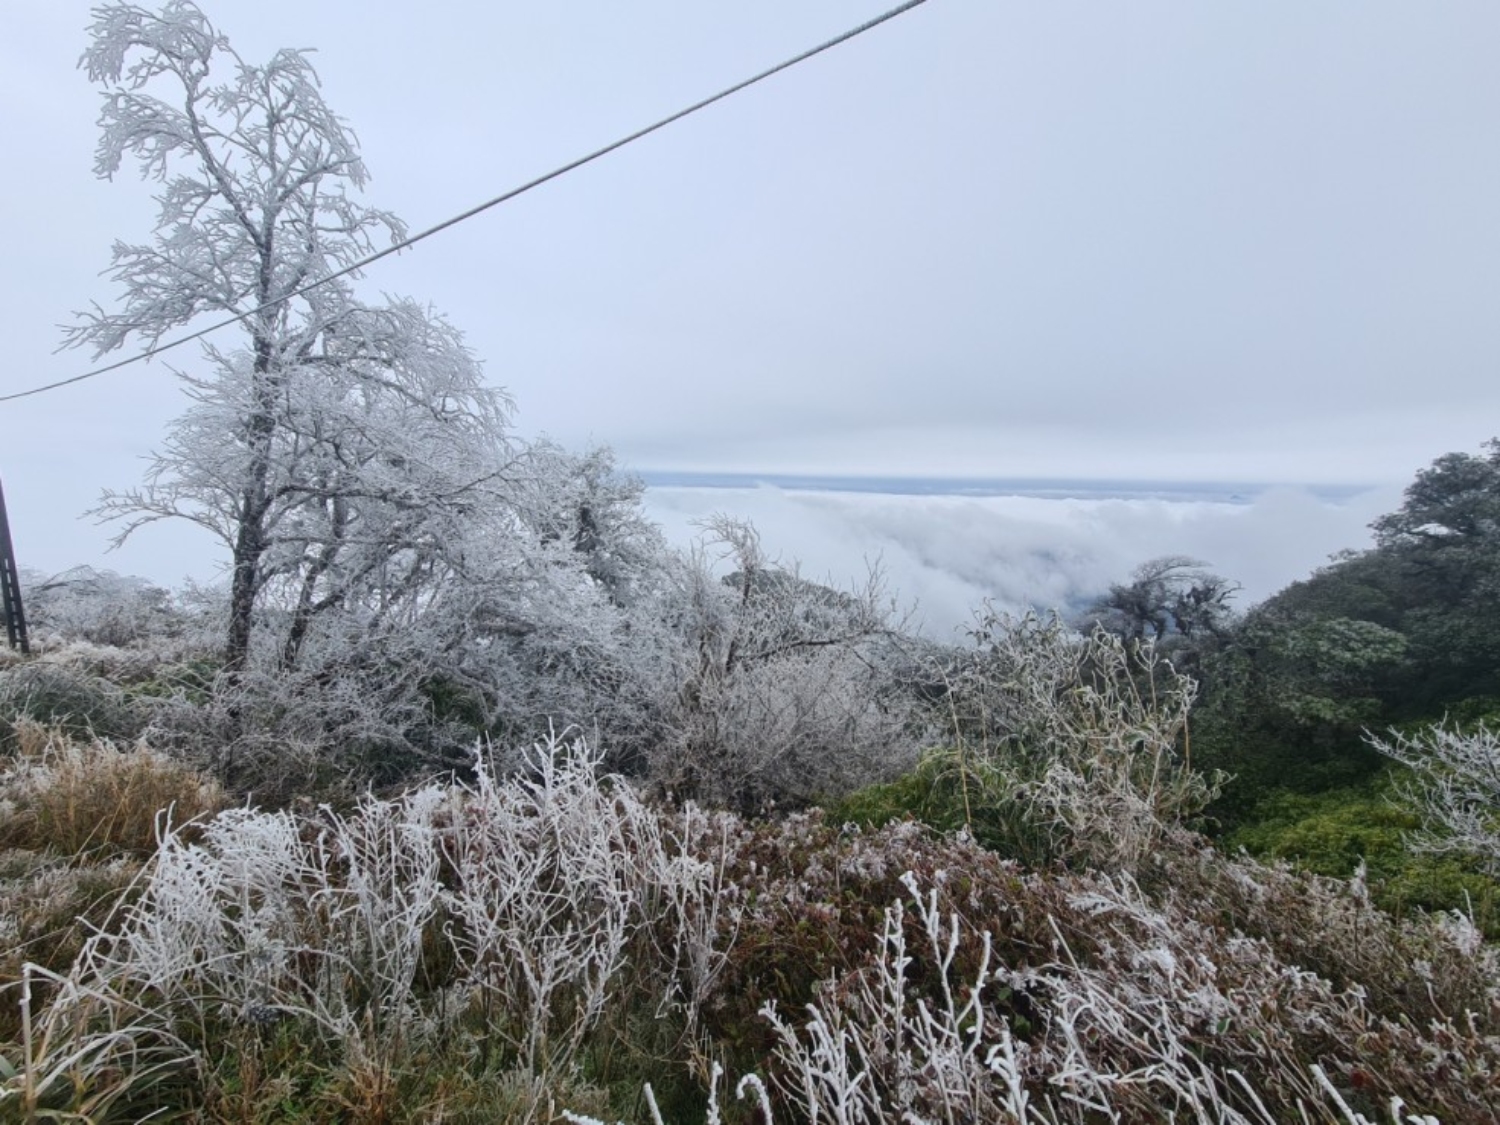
642, 484, 1403, 639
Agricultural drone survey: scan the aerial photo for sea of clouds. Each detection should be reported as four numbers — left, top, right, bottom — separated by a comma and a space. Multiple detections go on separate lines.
31, 473, 1402, 645
641, 481, 1404, 640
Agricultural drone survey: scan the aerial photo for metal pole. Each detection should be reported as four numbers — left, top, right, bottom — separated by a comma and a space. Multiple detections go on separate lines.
0, 474, 30, 654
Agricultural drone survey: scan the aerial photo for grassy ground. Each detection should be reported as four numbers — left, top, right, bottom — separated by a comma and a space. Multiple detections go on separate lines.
1, 726, 1497, 1122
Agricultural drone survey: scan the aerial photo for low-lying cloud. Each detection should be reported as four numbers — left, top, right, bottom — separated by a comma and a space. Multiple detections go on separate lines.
642, 483, 1403, 640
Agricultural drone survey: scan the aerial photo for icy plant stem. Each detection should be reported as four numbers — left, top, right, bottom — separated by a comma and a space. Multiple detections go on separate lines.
20, 962, 35, 1112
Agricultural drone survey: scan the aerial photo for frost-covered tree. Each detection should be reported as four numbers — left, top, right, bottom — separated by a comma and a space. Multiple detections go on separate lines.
65, 2, 512, 679
1080, 555, 1239, 645
512, 442, 672, 611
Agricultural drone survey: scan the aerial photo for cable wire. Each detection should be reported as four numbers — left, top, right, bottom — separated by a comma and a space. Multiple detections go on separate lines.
3, 0, 930, 405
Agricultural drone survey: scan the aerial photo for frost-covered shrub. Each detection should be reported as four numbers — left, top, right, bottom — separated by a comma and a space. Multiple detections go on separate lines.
648, 517, 919, 812
129, 516, 684, 796
6, 735, 733, 1120
1148, 828, 1500, 1038
570, 840, 1489, 1124
755, 869, 1479, 1124
157, 659, 457, 796
762, 873, 1036, 1123
928, 609, 1220, 871
0, 660, 144, 751
1371, 722, 1500, 879
440, 740, 731, 1080
703, 815, 1499, 1123
10, 741, 1500, 1122
91, 791, 448, 1043
19, 567, 185, 650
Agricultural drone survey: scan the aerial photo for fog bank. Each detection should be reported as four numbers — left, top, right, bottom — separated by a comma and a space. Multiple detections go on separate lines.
642, 483, 1402, 639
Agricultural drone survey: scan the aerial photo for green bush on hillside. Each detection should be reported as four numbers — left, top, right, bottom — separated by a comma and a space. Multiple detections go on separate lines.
1227, 778, 1500, 937
828, 748, 1055, 865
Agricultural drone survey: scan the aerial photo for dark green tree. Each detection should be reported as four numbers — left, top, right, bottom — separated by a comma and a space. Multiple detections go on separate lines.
1369, 439, 1500, 704
1079, 556, 1240, 645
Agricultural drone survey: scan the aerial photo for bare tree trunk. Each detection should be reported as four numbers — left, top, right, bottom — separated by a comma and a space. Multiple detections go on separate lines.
224, 325, 278, 674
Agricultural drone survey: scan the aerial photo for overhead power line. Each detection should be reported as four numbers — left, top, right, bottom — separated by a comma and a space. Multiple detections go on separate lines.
2, 0, 930, 406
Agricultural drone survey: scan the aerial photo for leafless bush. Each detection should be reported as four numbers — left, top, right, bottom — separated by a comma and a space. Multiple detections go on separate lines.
446, 739, 656, 1073
445, 738, 734, 1077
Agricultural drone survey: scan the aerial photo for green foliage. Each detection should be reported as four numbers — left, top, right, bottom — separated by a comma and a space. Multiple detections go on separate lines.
419, 674, 491, 735
1181, 439, 1500, 829
1196, 725, 1385, 832
1266, 616, 1407, 722
1190, 606, 1411, 827
828, 748, 1052, 863
1229, 782, 1418, 876
1198, 610, 1407, 740
124, 656, 219, 706
1446, 694, 1500, 727
1226, 777, 1500, 937
1374, 439, 1500, 551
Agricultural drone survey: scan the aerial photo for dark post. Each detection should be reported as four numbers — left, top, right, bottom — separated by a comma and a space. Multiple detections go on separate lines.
0, 474, 29, 654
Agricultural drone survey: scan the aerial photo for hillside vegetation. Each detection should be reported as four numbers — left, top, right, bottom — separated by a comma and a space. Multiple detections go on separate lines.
5, 454, 1500, 1121
5, 2, 1499, 1117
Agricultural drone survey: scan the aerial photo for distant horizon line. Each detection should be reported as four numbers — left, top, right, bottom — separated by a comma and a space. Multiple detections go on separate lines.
632, 469, 1379, 504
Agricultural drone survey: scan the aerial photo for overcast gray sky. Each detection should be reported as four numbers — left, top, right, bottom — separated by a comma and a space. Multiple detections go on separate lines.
2, 1, 1497, 587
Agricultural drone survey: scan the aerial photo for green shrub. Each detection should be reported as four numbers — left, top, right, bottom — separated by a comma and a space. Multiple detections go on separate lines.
826, 748, 1055, 864
1228, 783, 1418, 876
1226, 777, 1500, 937
124, 656, 220, 706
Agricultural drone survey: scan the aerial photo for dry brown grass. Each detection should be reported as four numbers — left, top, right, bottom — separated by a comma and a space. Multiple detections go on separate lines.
0, 722, 225, 858
0, 725, 217, 1048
